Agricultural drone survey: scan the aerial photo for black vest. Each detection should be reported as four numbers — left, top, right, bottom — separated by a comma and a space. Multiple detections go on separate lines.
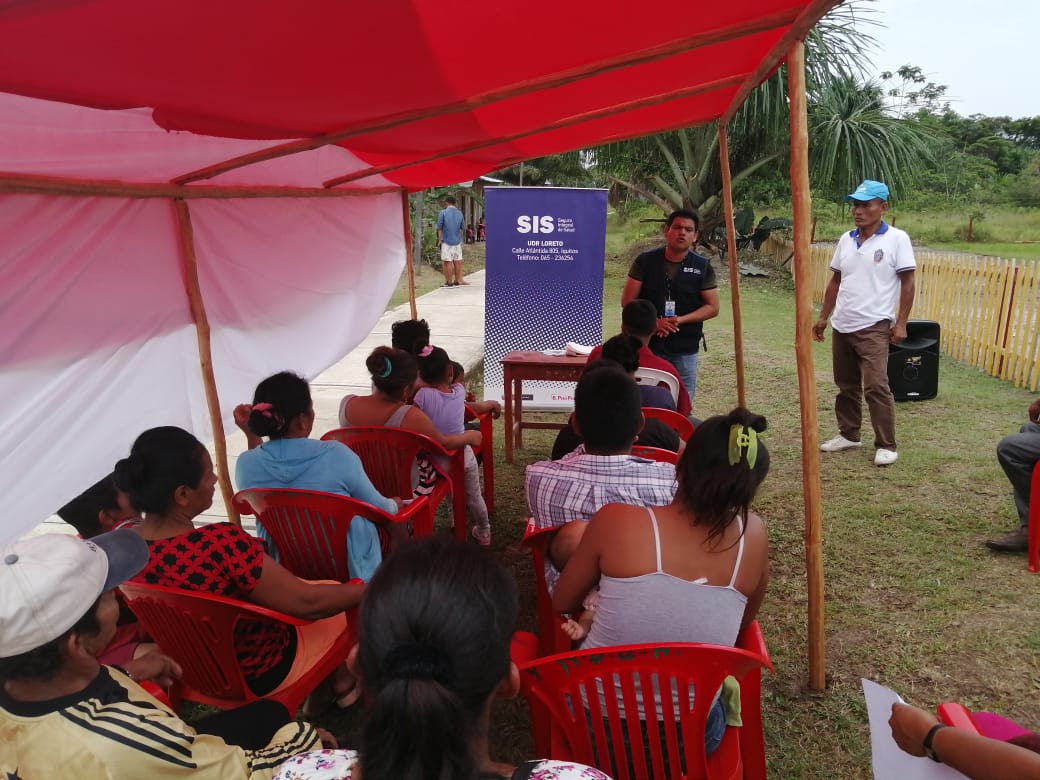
636, 247, 711, 354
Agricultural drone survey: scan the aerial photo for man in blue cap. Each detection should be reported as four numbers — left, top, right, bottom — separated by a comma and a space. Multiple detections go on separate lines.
812, 180, 916, 467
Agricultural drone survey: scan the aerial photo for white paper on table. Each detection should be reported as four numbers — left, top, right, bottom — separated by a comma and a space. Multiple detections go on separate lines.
862, 679, 969, 779
541, 349, 567, 356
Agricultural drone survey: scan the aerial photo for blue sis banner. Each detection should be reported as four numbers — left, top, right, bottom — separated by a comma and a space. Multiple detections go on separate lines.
483, 187, 607, 408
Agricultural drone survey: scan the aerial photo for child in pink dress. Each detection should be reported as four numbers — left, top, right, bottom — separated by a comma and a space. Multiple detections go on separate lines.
413, 346, 497, 545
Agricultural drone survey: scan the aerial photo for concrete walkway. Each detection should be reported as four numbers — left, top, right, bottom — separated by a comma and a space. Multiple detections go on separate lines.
37, 270, 487, 535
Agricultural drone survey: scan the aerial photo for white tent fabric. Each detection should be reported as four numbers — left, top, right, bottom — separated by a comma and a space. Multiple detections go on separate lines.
0, 95, 404, 543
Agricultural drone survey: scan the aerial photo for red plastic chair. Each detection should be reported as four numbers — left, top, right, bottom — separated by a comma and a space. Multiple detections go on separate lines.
1024, 460, 1040, 572
643, 407, 696, 442
521, 519, 573, 657
465, 402, 496, 513
120, 581, 354, 715
321, 427, 468, 541
234, 488, 433, 581
519, 627, 773, 780
937, 702, 983, 732
630, 445, 680, 464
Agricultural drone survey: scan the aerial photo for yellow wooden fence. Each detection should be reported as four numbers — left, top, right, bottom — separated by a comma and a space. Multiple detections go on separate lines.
758, 236, 1040, 392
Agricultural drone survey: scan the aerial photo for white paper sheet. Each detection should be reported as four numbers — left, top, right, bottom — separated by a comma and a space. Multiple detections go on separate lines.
862, 679, 968, 779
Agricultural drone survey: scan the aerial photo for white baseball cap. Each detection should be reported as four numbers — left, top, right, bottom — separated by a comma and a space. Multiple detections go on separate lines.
0, 530, 149, 658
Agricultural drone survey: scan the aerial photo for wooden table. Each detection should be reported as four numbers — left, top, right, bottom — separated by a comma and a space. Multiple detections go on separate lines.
501, 350, 588, 464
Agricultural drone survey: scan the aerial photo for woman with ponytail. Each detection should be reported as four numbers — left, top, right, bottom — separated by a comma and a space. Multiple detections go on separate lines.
338, 347, 481, 453
235, 371, 402, 583
274, 539, 611, 780
553, 407, 771, 756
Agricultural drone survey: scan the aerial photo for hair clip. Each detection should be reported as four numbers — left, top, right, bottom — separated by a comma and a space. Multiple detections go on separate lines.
418, 345, 434, 358
379, 356, 393, 378
728, 423, 758, 468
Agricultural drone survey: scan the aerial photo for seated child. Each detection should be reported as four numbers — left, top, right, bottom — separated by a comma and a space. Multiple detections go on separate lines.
414, 346, 495, 545
550, 520, 599, 644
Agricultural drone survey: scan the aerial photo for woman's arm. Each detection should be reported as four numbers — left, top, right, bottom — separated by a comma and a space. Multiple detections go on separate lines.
233, 404, 263, 450
739, 511, 770, 630
468, 399, 501, 418
552, 513, 611, 614
890, 702, 1040, 780
403, 406, 481, 449
250, 556, 366, 620
332, 444, 398, 515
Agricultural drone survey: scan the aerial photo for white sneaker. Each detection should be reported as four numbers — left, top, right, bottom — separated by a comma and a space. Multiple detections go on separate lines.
820, 434, 862, 452
874, 448, 898, 466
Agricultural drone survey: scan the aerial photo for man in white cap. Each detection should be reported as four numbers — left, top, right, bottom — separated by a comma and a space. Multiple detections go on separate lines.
812, 180, 916, 467
0, 531, 329, 778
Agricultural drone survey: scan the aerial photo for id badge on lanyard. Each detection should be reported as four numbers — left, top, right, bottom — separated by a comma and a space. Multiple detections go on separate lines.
664, 277, 676, 318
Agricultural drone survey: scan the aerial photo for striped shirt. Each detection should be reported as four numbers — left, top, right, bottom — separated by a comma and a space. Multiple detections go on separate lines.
525, 446, 676, 592
0, 667, 320, 779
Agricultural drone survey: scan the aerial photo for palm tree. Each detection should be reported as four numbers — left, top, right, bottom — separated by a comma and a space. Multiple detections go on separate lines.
592, 1, 937, 235
809, 77, 936, 203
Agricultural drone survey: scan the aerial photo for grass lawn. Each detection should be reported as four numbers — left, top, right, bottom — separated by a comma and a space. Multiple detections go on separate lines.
385, 243, 488, 310
314, 238, 1040, 778
937, 242, 1040, 260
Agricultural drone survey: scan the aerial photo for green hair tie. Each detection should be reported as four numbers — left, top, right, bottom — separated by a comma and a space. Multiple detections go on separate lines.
379, 356, 393, 379
728, 423, 758, 469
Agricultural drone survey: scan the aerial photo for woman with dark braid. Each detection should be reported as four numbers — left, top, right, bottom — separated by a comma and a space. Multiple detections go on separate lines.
274, 539, 612, 780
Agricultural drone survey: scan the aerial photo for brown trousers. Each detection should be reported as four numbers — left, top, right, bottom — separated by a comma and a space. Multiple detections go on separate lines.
831, 320, 897, 450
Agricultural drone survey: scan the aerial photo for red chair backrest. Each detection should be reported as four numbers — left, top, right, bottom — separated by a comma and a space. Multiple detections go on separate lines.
119, 581, 307, 705
642, 407, 696, 442
321, 426, 451, 497
521, 519, 572, 656
630, 445, 680, 464
519, 640, 771, 780
234, 487, 393, 581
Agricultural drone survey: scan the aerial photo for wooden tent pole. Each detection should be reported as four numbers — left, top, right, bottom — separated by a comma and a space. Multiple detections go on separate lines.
401, 189, 418, 320
173, 199, 241, 527
0, 174, 394, 199
717, 125, 746, 408
787, 40, 826, 691
323, 74, 746, 188
173, 8, 801, 185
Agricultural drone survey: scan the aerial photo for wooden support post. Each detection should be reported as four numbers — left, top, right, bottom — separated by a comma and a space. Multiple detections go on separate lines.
173, 199, 241, 527
401, 189, 418, 320
787, 39, 826, 691
718, 125, 747, 409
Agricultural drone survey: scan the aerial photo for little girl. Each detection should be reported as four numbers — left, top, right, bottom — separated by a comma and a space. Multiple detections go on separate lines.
414, 346, 495, 545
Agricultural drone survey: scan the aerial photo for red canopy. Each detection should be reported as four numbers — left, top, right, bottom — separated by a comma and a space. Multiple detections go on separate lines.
0, 0, 838, 190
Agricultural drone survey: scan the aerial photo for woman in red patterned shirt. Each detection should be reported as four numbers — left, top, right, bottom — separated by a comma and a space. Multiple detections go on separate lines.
117, 426, 364, 698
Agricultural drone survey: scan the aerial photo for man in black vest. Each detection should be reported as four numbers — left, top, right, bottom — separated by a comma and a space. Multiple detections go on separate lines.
621, 209, 719, 410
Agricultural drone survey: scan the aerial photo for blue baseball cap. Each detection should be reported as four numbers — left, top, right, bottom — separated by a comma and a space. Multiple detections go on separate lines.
846, 180, 889, 202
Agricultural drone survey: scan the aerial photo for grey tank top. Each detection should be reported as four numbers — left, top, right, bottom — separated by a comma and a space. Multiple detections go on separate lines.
338, 395, 410, 428
582, 506, 749, 651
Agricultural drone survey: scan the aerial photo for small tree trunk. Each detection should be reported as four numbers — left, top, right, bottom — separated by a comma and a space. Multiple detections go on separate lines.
412, 191, 425, 266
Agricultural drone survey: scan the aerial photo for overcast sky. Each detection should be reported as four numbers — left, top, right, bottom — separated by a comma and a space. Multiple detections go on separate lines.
864, 0, 1037, 118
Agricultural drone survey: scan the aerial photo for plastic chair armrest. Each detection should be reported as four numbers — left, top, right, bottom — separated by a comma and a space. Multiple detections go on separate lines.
736, 621, 774, 671
938, 702, 982, 733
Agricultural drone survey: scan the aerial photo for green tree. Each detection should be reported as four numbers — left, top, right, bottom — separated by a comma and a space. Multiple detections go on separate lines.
808, 76, 936, 202
591, 1, 938, 236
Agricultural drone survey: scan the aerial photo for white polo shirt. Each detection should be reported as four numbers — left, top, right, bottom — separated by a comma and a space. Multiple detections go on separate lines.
829, 221, 916, 334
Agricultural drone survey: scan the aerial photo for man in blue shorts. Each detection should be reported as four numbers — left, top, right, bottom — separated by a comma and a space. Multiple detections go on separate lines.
436, 195, 466, 287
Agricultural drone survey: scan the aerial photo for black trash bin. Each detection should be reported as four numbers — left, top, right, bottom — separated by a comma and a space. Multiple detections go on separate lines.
889, 320, 940, 401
